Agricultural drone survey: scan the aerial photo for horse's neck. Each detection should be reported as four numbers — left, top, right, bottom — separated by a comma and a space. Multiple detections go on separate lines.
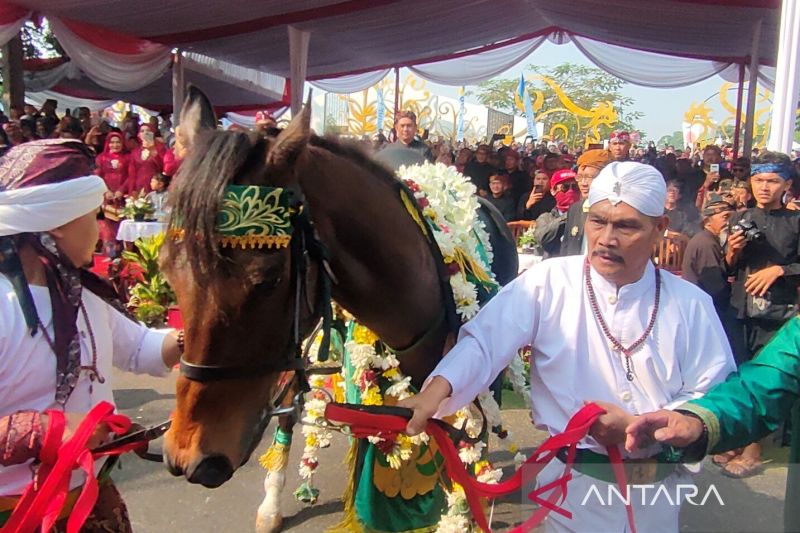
299, 149, 449, 383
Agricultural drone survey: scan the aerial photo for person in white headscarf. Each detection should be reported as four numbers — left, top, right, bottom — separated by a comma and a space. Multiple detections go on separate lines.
399, 161, 736, 533
0, 139, 182, 530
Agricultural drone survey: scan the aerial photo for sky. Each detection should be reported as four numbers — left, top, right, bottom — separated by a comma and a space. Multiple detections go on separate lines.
417, 40, 729, 142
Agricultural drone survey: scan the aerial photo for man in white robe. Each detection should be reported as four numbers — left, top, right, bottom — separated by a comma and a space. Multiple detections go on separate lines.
0, 139, 182, 530
401, 161, 736, 532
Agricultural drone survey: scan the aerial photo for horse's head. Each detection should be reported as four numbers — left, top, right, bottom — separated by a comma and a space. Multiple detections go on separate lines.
161, 87, 320, 487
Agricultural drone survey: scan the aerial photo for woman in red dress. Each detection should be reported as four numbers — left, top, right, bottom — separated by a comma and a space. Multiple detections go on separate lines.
95, 132, 129, 196
127, 124, 165, 195
95, 132, 131, 257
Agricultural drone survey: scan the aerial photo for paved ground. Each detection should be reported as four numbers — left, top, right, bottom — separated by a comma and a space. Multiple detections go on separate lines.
112, 370, 789, 533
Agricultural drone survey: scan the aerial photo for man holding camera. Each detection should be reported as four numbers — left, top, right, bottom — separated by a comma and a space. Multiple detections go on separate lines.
721, 153, 800, 477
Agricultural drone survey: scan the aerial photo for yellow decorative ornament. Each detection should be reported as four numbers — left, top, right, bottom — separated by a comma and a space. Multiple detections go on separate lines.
353, 324, 380, 346
525, 74, 619, 147
373, 439, 443, 500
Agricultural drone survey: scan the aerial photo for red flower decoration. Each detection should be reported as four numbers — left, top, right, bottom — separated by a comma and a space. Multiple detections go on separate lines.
446, 262, 461, 276
359, 369, 377, 389
375, 438, 397, 455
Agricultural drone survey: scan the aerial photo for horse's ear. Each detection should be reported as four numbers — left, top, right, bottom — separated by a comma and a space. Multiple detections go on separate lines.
266, 102, 310, 173
180, 85, 216, 149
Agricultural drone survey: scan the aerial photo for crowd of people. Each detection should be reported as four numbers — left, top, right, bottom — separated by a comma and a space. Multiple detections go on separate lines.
2, 97, 800, 531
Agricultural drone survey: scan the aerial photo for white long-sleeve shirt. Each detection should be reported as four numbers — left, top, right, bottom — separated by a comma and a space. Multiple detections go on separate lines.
0, 274, 170, 496
432, 255, 736, 457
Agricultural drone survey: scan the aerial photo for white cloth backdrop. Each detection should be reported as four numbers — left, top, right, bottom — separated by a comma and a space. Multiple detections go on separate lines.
225, 107, 289, 129
182, 52, 286, 99
25, 90, 118, 112
310, 69, 391, 94
571, 35, 733, 88
48, 17, 171, 92
24, 61, 82, 93
410, 36, 547, 86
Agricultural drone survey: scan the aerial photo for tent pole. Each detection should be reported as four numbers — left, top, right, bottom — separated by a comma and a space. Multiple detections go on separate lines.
743, 18, 762, 159
767, 0, 800, 152
732, 62, 746, 159
1, 35, 24, 115
172, 50, 184, 126
393, 67, 400, 118
392, 67, 400, 142
288, 26, 310, 116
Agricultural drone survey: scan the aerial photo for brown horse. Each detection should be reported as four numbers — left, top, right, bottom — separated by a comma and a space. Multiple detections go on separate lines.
162, 88, 462, 489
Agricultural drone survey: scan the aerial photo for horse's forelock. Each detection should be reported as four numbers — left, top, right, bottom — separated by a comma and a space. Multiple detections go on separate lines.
165, 129, 266, 293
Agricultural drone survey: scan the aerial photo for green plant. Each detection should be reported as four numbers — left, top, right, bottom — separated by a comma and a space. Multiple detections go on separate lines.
517, 226, 538, 248
122, 233, 175, 326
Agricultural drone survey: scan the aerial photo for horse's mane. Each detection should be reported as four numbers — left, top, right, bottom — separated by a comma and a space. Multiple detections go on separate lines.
165, 129, 400, 290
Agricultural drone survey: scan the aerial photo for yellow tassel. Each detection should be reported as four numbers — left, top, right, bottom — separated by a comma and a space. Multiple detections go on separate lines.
259, 442, 289, 472
326, 439, 363, 533
451, 247, 493, 285
400, 190, 431, 241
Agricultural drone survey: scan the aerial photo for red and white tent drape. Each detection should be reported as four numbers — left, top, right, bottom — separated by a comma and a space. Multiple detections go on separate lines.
47, 17, 171, 92
0, 6, 172, 93
0, 4, 27, 47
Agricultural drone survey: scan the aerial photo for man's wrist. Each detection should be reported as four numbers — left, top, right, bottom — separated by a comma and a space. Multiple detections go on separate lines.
427, 375, 453, 399
673, 410, 710, 463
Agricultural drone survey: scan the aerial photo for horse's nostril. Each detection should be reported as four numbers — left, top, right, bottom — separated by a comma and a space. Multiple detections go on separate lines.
186, 454, 234, 488
164, 451, 183, 477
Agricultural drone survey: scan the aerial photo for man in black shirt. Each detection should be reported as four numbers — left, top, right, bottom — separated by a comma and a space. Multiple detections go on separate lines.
392, 111, 433, 163
682, 193, 740, 352
517, 169, 555, 221
723, 152, 800, 477
501, 149, 529, 206
664, 179, 701, 237
463, 144, 495, 197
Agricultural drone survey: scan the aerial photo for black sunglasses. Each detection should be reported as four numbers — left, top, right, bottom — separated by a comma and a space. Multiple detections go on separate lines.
556, 182, 579, 192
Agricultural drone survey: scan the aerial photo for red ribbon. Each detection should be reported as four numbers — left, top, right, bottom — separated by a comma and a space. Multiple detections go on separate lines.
324, 402, 637, 533
1, 401, 144, 533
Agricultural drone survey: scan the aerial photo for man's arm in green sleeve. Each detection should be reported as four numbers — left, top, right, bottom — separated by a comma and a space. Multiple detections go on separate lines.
679, 316, 800, 456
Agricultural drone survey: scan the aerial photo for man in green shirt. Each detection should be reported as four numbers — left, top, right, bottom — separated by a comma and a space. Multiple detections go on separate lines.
626, 315, 800, 531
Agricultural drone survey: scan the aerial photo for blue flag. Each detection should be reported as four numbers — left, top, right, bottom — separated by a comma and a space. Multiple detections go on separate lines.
518, 73, 536, 138
457, 86, 465, 141
376, 87, 385, 135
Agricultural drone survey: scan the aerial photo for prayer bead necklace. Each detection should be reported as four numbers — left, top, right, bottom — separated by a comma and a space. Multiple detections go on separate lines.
584, 259, 660, 382
37, 301, 104, 402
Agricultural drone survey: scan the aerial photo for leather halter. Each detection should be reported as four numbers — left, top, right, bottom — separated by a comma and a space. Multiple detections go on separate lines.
178, 189, 334, 386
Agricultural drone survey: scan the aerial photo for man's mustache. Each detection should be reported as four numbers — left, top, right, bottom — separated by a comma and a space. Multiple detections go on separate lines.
592, 248, 625, 264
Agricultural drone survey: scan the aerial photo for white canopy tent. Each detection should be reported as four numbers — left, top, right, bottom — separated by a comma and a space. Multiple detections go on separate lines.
0, 1, 791, 151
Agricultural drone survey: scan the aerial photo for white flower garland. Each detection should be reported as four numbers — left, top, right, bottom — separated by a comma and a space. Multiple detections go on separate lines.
398, 162, 497, 321
293, 163, 513, 528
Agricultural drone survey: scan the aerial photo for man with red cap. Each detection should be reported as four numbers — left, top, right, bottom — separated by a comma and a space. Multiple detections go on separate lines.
533, 168, 582, 257
535, 150, 611, 257
608, 130, 632, 162
0, 139, 182, 530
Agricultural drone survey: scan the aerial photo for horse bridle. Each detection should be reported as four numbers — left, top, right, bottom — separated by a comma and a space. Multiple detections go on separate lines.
177, 188, 336, 428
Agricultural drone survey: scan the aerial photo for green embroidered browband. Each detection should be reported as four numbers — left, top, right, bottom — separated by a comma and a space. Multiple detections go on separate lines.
216, 185, 295, 249
171, 185, 296, 249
